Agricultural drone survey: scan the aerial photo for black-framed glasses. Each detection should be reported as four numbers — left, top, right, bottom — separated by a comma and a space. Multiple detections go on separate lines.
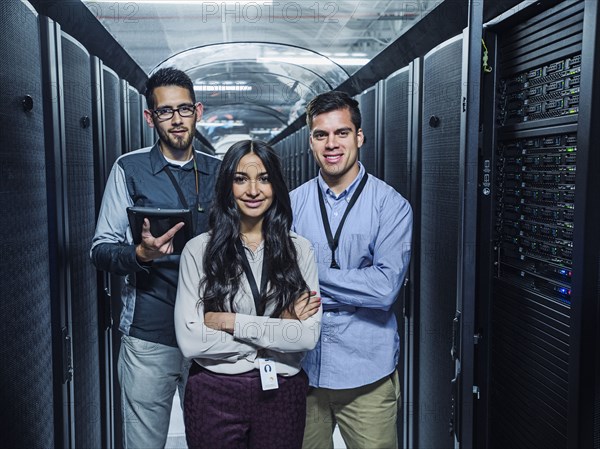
151, 104, 196, 121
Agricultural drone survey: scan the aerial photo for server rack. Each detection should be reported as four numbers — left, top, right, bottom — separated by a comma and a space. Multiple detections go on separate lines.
383, 67, 411, 199
477, 0, 600, 447
1, 2, 56, 448
293, 130, 301, 188
418, 34, 464, 449
60, 30, 103, 449
91, 60, 125, 449
304, 126, 317, 181
407, 59, 424, 449
382, 65, 412, 449
572, 1, 600, 447
127, 86, 142, 152
288, 133, 296, 190
280, 135, 291, 189
357, 86, 378, 177
40, 16, 77, 449
300, 130, 306, 188
288, 134, 295, 189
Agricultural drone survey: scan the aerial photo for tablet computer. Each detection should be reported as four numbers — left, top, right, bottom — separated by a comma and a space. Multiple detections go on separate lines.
127, 206, 193, 253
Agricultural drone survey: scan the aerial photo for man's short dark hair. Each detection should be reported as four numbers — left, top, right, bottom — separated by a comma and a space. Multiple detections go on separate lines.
145, 67, 196, 109
305, 90, 362, 131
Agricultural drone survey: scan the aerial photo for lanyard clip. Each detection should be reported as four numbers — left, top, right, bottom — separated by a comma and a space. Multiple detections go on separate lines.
330, 260, 340, 269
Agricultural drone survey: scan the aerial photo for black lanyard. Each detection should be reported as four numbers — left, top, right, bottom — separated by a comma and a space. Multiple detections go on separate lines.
318, 172, 368, 269
235, 239, 269, 315
163, 153, 202, 212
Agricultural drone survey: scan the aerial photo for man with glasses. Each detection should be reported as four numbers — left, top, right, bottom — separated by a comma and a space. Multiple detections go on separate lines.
91, 67, 220, 448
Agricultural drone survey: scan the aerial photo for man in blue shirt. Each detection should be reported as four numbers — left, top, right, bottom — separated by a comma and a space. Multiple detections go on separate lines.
290, 91, 413, 449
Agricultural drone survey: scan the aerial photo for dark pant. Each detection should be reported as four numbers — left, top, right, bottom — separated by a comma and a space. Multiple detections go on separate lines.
184, 362, 309, 449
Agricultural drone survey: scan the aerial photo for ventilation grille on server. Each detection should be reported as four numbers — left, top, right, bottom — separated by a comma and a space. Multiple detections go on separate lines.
383, 68, 410, 197
489, 1, 584, 447
128, 86, 142, 151
418, 35, 463, 449
61, 32, 102, 449
358, 88, 377, 176
293, 131, 301, 188
0, 2, 55, 447
103, 67, 123, 173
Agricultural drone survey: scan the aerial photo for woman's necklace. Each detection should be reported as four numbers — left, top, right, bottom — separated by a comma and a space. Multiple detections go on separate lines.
240, 233, 263, 252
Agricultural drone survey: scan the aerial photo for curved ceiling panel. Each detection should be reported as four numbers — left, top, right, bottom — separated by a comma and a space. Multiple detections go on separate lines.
157, 42, 349, 87
198, 103, 292, 153
154, 42, 349, 145
83, 0, 437, 148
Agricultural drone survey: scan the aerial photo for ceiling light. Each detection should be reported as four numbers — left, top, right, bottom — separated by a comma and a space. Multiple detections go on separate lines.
257, 56, 370, 66
331, 58, 371, 66
194, 85, 252, 92
89, 0, 272, 3
198, 121, 245, 128
251, 129, 280, 134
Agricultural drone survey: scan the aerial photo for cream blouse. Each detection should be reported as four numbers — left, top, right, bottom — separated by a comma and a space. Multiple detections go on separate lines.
174, 231, 322, 376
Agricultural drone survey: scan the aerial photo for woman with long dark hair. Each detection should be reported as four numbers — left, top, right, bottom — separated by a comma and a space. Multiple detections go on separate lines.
174, 140, 322, 449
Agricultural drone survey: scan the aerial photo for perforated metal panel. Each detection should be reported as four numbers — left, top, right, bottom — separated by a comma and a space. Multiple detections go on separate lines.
302, 126, 317, 180
383, 67, 411, 197
128, 86, 142, 151
141, 95, 155, 147
358, 88, 377, 175
490, 281, 569, 448
283, 136, 292, 189
488, 2, 584, 447
419, 35, 463, 449
0, 2, 55, 448
100, 66, 124, 447
103, 67, 123, 173
290, 131, 302, 189
61, 32, 102, 449
291, 132, 298, 189
300, 132, 308, 185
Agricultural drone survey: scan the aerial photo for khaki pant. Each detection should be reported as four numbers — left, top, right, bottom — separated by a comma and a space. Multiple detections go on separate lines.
303, 371, 401, 449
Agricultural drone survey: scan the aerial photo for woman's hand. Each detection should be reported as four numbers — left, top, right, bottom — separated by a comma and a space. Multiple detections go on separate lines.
204, 312, 236, 334
281, 291, 321, 320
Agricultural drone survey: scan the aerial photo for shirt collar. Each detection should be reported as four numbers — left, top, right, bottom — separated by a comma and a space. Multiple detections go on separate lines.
150, 142, 209, 175
317, 162, 366, 201
241, 240, 265, 260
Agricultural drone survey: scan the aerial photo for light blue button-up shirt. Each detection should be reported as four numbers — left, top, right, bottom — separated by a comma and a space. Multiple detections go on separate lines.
290, 163, 413, 389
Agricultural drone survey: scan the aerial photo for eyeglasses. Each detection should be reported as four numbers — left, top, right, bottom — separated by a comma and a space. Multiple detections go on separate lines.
151, 104, 196, 121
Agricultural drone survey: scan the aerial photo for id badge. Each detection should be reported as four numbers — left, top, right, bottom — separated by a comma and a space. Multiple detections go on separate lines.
258, 358, 279, 390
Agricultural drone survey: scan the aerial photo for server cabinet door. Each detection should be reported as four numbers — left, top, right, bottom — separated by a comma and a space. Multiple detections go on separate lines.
451, 2, 485, 448
419, 33, 463, 449
483, 1, 586, 448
